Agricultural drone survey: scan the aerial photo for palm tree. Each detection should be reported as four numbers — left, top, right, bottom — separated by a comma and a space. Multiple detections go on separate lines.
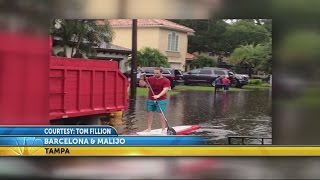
50, 19, 114, 58
230, 44, 258, 65
230, 42, 271, 74
50, 19, 76, 57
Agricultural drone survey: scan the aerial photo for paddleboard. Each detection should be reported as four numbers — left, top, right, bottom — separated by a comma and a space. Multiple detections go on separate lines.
136, 125, 201, 136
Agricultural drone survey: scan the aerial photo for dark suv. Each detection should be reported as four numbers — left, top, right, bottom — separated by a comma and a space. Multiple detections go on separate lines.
183, 67, 249, 88
140, 67, 179, 89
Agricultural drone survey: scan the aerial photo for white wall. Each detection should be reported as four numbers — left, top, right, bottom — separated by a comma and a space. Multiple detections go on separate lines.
169, 62, 183, 70
96, 52, 129, 73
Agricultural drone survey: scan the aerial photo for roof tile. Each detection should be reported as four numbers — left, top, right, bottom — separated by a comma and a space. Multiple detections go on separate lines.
186, 53, 194, 60
105, 19, 195, 33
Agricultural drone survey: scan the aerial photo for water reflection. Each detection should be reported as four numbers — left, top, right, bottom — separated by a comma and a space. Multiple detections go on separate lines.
121, 89, 272, 144
122, 99, 138, 134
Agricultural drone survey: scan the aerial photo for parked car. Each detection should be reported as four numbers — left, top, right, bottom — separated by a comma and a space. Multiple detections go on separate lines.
139, 67, 179, 89
174, 69, 184, 83
183, 67, 249, 88
124, 69, 147, 85
125, 67, 183, 89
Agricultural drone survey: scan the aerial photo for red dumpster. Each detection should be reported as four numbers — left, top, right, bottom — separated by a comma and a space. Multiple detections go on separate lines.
0, 33, 128, 125
0, 31, 49, 125
50, 57, 128, 121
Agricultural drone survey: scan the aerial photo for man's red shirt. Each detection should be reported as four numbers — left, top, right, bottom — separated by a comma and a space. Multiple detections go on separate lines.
147, 76, 170, 100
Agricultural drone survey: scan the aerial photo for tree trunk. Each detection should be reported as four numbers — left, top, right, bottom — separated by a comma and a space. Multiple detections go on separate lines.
73, 33, 82, 57
63, 44, 67, 57
71, 32, 80, 57
70, 20, 79, 57
70, 39, 75, 57
70, 45, 75, 57
73, 20, 84, 58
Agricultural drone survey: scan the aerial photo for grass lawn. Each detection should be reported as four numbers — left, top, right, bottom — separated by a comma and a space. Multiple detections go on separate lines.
243, 83, 271, 90
135, 87, 180, 97
174, 85, 250, 92
246, 79, 271, 87
131, 83, 271, 97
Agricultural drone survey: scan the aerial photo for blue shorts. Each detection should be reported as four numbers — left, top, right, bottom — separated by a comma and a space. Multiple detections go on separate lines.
224, 85, 229, 90
146, 99, 167, 113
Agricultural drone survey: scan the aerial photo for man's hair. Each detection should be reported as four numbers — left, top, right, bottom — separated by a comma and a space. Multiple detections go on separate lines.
154, 67, 163, 73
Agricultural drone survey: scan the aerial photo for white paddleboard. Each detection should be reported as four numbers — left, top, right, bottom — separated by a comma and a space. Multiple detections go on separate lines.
136, 125, 201, 136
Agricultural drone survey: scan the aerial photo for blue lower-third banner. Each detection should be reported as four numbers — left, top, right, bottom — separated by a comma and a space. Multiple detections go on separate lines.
0, 136, 206, 146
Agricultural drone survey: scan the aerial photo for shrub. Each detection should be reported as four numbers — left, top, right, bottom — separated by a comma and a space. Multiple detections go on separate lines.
248, 79, 263, 85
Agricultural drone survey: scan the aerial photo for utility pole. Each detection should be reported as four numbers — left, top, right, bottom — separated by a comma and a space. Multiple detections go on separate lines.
130, 19, 138, 99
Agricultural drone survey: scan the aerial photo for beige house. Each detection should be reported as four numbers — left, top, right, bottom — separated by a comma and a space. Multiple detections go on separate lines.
99, 19, 195, 71
185, 53, 194, 72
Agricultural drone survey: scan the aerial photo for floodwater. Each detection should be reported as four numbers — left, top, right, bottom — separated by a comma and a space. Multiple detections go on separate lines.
118, 87, 272, 145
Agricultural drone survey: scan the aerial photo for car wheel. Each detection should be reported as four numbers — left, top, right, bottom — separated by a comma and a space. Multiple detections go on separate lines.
230, 79, 238, 88
233, 80, 242, 88
211, 80, 215, 87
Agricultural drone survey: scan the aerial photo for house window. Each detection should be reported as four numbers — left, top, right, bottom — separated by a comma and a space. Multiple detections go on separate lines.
167, 32, 179, 52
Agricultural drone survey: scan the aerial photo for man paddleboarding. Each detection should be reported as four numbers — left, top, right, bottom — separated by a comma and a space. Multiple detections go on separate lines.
139, 67, 171, 134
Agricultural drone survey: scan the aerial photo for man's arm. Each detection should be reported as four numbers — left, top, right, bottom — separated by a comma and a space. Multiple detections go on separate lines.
139, 74, 147, 87
153, 79, 170, 99
139, 79, 147, 87
155, 87, 169, 98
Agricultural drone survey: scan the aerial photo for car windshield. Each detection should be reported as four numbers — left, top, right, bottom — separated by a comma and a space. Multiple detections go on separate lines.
143, 69, 172, 75
190, 69, 200, 74
162, 70, 171, 74
144, 69, 154, 74
175, 70, 182, 75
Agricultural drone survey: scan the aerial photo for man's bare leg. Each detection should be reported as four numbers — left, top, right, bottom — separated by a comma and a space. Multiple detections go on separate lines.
159, 113, 167, 134
143, 112, 154, 132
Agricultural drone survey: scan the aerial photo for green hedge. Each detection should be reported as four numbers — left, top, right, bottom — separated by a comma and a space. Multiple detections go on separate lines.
248, 79, 263, 85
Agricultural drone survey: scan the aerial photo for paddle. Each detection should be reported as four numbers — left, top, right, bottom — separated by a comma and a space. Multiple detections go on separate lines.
143, 74, 176, 135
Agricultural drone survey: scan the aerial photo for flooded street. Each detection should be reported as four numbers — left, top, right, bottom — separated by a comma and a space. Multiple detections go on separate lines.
120, 87, 272, 144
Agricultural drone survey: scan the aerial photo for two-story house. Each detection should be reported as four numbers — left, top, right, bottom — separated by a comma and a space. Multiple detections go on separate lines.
100, 19, 195, 71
